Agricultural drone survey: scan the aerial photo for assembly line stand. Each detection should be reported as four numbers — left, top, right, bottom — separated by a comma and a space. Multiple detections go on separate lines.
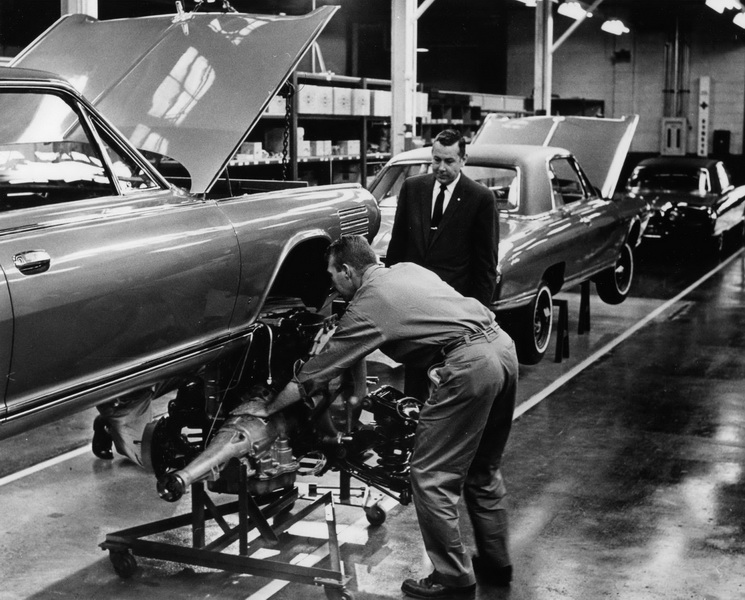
100, 463, 354, 600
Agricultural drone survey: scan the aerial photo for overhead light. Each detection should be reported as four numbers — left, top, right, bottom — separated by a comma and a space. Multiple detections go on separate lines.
557, 1, 591, 20
514, 0, 537, 6
734, 11, 745, 27
601, 19, 629, 35
416, 47, 429, 53
706, 0, 743, 13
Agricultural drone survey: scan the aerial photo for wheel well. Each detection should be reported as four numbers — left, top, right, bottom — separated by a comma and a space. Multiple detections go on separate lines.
267, 238, 332, 309
542, 263, 565, 295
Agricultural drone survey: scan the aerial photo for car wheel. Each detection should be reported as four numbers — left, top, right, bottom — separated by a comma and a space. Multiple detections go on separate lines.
507, 281, 553, 365
595, 242, 634, 305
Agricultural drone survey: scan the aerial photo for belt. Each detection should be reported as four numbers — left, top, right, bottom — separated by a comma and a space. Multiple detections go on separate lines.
442, 323, 500, 355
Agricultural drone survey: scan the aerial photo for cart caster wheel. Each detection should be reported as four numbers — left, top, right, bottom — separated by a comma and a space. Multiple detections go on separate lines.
365, 503, 386, 526
325, 586, 354, 600
109, 550, 137, 579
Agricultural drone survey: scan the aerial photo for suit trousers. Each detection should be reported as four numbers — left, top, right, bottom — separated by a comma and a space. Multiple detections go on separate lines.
409, 328, 518, 587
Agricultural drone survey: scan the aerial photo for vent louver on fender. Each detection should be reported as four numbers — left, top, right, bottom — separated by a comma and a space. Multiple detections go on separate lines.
338, 206, 370, 236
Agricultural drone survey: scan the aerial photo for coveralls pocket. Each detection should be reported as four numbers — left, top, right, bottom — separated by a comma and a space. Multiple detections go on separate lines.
422, 354, 487, 421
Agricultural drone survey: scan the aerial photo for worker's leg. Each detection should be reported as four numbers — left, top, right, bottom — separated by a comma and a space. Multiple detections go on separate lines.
409, 343, 504, 588
464, 333, 518, 571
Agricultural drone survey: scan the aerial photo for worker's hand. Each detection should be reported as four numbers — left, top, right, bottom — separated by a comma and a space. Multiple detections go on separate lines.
236, 381, 303, 418
309, 316, 338, 357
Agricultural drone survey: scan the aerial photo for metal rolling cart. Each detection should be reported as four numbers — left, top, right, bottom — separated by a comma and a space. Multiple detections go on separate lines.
100, 463, 354, 600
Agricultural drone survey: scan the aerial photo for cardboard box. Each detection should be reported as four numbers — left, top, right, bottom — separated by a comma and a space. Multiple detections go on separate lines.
263, 95, 286, 116
351, 88, 371, 116
370, 89, 392, 117
239, 141, 263, 156
298, 140, 311, 157
298, 84, 333, 114
337, 139, 361, 156
333, 87, 353, 115
309, 140, 332, 156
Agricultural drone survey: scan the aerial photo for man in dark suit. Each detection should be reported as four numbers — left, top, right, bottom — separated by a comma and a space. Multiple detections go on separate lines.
385, 129, 498, 401
385, 129, 498, 307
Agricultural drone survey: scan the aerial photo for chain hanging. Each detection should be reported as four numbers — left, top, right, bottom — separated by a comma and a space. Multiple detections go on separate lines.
281, 81, 296, 182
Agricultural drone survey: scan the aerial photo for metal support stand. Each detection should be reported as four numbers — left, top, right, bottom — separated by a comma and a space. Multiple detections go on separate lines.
553, 298, 570, 363
100, 464, 352, 599
578, 280, 591, 334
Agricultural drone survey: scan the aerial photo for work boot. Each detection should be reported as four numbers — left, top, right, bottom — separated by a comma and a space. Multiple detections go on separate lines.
472, 555, 512, 586
401, 574, 475, 599
92, 416, 113, 460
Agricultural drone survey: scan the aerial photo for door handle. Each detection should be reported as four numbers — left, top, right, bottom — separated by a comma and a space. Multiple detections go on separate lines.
13, 250, 51, 274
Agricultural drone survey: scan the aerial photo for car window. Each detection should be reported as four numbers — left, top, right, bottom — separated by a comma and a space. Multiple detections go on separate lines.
93, 119, 161, 194
549, 157, 587, 206
628, 166, 710, 194
369, 163, 428, 205
462, 165, 519, 212
370, 161, 519, 212
0, 91, 119, 210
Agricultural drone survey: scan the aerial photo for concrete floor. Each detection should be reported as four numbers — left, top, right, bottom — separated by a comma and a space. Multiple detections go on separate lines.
1, 242, 744, 600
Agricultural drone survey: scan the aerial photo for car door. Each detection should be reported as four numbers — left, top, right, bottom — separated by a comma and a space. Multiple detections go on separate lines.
548, 156, 622, 281
0, 87, 240, 423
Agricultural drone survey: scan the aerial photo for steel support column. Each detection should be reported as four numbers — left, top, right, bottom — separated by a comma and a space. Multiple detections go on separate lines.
391, 0, 418, 155
60, 0, 97, 16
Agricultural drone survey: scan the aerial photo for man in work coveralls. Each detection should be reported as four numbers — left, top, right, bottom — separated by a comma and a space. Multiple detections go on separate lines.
250, 234, 518, 598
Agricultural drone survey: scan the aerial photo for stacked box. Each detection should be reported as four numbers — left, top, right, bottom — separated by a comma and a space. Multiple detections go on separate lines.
298, 84, 333, 114
234, 141, 263, 161
310, 140, 332, 156
298, 140, 311, 157
370, 89, 392, 117
351, 88, 371, 116
337, 140, 361, 155
263, 95, 286, 116
333, 87, 353, 115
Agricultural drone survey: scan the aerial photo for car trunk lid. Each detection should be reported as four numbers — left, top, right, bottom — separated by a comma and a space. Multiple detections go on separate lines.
472, 114, 638, 199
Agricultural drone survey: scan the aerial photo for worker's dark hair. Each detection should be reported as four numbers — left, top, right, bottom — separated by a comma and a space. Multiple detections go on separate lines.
434, 128, 466, 158
326, 235, 378, 273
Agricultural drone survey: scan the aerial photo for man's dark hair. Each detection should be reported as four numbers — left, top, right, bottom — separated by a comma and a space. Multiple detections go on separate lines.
434, 128, 466, 158
326, 235, 378, 272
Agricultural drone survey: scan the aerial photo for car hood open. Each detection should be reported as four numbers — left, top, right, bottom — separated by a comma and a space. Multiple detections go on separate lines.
472, 114, 638, 199
12, 8, 337, 194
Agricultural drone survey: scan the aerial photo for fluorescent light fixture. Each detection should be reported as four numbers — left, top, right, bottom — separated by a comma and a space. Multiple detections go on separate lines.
601, 19, 629, 35
514, 0, 537, 6
734, 11, 745, 27
706, 0, 743, 13
557, 1, 591, 20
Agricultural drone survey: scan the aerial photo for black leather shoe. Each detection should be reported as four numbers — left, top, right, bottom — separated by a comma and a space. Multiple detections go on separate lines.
401, 574, 475, 599
472, 555, 512, 586
92, 416, 113, 460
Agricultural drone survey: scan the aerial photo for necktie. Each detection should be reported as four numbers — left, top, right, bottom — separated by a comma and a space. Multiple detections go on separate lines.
431, 184, 447, 229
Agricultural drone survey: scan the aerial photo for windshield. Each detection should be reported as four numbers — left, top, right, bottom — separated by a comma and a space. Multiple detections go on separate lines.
370, 161, 519, 211
628, 166, 710, 195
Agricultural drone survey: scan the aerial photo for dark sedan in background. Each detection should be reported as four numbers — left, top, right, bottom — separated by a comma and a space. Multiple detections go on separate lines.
625, 156, 745, 253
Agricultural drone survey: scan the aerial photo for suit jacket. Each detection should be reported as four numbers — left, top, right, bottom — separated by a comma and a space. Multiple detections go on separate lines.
385, 172, 498, 306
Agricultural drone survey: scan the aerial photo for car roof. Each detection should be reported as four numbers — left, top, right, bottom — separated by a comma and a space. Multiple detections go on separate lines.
0, 65, 69, 85
636, 156, 720, 170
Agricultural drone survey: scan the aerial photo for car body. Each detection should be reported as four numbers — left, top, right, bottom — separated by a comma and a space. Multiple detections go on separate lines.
624, 156, 745, 252
370, 115, 646, 364
0, 8, 379, 440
